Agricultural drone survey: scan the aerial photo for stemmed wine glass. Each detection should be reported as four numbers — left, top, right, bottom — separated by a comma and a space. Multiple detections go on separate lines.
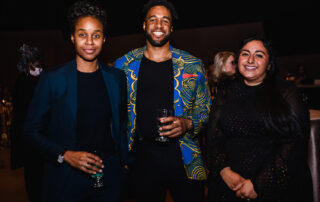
91, 150, 104, 189
155, 108, 173, 143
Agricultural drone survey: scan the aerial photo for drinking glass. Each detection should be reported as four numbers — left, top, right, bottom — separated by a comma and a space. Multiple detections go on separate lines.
91, 150, 104, 189
155, 108, 173, 143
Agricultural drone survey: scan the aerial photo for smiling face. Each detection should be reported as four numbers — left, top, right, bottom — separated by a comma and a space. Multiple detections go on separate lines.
71, 16, 105, 63
238, 40, 270, 86
143, 5, 173, 47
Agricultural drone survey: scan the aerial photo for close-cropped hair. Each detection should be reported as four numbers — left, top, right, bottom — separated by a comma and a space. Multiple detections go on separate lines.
143, 0, 179, 22
17, 44, 42, 74
67, 0, 107, 36
212, 51, 236, 83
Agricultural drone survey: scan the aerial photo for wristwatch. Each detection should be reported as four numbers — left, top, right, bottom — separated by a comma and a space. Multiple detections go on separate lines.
57, 151, 66, 164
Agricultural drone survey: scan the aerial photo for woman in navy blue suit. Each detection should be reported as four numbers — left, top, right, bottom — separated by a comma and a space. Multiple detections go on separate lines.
23, 1, 129, 201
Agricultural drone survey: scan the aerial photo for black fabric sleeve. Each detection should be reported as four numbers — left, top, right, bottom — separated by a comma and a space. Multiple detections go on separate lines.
206, 91, 230, 180
251, 84, 310, 200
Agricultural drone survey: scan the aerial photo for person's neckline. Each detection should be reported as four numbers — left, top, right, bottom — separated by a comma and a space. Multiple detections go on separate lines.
77, 67, 100, 74
241, 79, 264, 89
76, 59, 99, 73
143, 48, 172, 62
143, 54, 172, 63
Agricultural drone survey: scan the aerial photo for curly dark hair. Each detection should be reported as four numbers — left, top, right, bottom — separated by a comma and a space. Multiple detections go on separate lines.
143, 0, 179, 22
67, 0, 107, 36
17, 44, 42, 74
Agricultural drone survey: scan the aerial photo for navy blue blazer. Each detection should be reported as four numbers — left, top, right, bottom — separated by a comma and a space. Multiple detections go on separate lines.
23, 60, 129, 201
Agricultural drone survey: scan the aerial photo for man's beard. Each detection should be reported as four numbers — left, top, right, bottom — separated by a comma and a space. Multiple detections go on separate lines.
145, 31, 170, 47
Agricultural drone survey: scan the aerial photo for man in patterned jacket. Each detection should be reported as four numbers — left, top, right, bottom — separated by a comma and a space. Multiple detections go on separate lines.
114, 0, 211, 201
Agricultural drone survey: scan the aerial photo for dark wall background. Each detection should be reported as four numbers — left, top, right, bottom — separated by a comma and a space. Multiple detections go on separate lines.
1, 22, 320, 91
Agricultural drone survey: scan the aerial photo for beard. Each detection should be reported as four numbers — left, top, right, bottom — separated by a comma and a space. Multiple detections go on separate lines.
145, 31, 171, 47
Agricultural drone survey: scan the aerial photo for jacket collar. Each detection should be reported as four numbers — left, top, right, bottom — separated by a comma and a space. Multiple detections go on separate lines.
130, 45, 181, 60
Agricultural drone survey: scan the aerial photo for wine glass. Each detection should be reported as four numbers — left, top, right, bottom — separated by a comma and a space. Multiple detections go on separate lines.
91, 150, 104, 189
155, 108, 173, 143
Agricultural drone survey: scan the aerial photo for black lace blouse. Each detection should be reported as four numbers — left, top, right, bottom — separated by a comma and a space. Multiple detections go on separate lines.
206, 77, 313, 202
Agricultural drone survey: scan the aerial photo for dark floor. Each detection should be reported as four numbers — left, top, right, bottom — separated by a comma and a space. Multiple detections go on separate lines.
0, 148, 29, 202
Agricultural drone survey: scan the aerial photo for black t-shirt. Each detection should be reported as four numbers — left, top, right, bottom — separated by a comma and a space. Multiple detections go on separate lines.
136, 56, 174, 140
76, 68, 115, 157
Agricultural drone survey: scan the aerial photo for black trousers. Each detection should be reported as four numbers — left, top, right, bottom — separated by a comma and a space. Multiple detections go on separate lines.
60, 155, 125, 202
24, 159, 43, 202
130, 140, 205, 202
23, 148, 44, 202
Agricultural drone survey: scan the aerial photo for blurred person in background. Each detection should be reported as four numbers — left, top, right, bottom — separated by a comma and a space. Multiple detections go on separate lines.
0, 82, 12, 150
10, 43, 44, 202
294, 63, 312, 85
207, 51, 237, 99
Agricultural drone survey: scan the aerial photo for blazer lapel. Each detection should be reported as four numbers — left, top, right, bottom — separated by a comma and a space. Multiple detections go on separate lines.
171, 47, 184, 116
66, 60, 78, 126
100, 64, 118, 138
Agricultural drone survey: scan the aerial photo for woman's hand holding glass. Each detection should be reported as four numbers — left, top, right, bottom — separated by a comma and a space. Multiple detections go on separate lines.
63, 150, 104, 174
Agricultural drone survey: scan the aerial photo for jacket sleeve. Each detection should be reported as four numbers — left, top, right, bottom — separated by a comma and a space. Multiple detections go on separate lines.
118, 71, 133, 166
191, 63, 211, 137
23, 72, 65, 163
206, 90, 230, 180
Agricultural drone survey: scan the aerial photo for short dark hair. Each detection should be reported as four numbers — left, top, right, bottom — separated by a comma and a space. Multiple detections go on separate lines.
143, 0, 179, 22
67, 0, 107, 36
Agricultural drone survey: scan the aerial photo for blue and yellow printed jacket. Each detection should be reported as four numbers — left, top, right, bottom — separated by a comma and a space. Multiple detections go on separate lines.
114, 46, 211, 180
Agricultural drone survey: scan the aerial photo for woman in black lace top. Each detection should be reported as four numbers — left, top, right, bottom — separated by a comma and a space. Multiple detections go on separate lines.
206, 37, 313, 202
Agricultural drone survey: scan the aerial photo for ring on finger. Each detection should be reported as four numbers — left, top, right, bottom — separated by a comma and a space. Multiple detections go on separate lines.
172, 121, 177, 127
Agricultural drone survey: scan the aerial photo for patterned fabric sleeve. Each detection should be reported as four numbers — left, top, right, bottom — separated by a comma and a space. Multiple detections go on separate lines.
191, 63, 211, 138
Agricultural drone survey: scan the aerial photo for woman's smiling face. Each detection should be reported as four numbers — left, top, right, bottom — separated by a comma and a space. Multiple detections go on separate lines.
238, 40, 270, 86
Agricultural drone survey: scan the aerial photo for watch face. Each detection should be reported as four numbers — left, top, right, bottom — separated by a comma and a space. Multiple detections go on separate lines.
57, 154, 64, 164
